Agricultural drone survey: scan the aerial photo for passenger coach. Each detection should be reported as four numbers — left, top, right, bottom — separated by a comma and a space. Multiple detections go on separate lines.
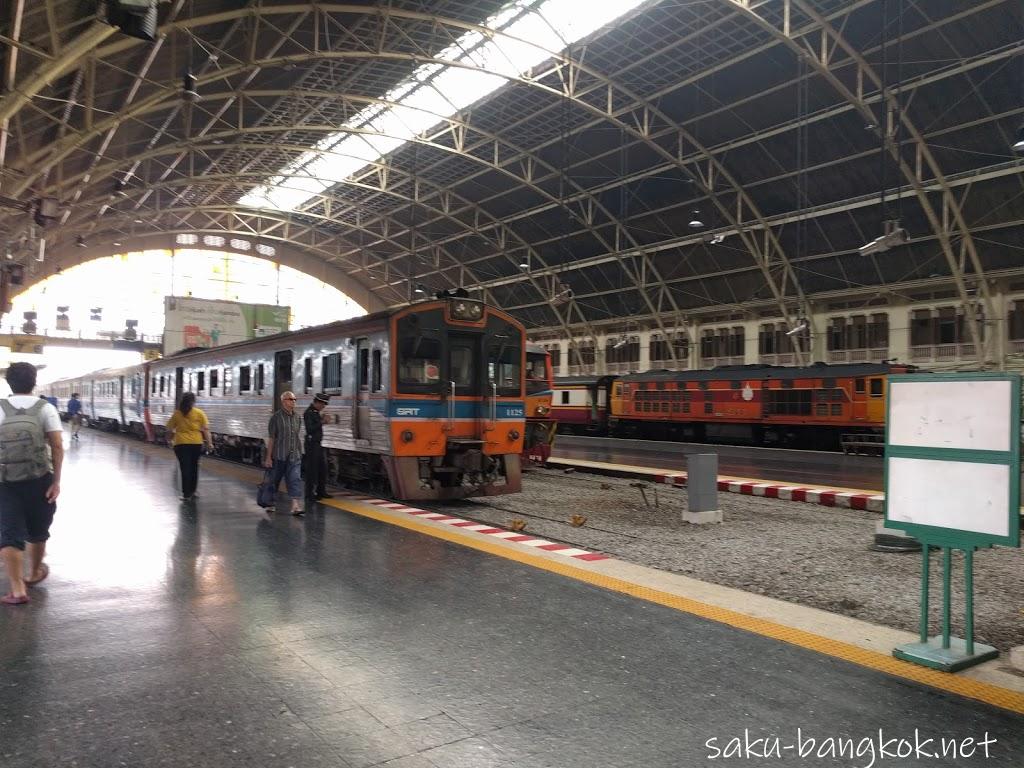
48, 293, 528, 500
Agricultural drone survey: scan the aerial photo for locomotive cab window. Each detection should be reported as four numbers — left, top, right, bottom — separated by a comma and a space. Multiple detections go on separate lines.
488, 343, 521, 397
561, 391, 570, 405
397, 336, 442, 393
450, 342, 478, 394
525, 354, 549, 395
869, 378, 884, 397
855, 378, 865, 394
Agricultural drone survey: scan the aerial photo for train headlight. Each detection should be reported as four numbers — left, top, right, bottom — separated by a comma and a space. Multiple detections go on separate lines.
449, 299, 483, 321
507, 429, 520, 441
401, 429, 415, 443
535, 405, 548, 415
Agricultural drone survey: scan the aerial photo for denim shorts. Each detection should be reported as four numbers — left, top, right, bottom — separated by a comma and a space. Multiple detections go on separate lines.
0, 473, 56, 551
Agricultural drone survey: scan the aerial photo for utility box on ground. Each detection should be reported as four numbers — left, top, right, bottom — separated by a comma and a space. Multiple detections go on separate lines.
684, 453, 722, 524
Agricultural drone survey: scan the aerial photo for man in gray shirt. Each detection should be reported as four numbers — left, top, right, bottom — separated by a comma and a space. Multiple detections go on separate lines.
264, 391, 304, 515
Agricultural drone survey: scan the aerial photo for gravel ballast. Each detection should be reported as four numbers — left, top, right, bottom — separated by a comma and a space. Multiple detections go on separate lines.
436, 468, 1024, 651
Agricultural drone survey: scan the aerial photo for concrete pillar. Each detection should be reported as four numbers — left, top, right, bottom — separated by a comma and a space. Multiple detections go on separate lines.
638, 329, 651, 372
743, 320, 760, 364
989, 283, 1007, 367
888, 304, 911, 364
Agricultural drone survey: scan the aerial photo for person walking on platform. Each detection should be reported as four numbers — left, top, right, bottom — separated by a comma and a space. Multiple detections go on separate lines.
165, 393, 213, 502
303, 393, 332, 503
264, 391, 304, 516
0, 363, 63, 605
67, 392, 83, 440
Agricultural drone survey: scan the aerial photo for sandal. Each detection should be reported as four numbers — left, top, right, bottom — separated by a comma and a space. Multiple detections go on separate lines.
25, 563, 49, 586
1, 593, 29, 605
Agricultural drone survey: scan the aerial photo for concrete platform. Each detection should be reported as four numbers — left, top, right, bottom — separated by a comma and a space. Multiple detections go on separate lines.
2, 431, 1023, 767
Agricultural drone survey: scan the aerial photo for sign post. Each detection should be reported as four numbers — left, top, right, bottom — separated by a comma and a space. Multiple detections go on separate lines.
884, 373, 1021, 672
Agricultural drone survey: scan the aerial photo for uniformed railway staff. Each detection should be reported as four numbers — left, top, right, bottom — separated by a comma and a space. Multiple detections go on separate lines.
303, 393, 332, 503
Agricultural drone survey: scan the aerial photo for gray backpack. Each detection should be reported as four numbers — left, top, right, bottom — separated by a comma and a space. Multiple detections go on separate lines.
0, 399, 51, 482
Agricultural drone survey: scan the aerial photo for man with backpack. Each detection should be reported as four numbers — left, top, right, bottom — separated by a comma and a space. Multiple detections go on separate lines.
0, 363, 63, 605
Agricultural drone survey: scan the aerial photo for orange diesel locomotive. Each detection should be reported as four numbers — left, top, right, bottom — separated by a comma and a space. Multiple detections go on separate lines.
522, 345, 557, 463
552, 362, 915, 450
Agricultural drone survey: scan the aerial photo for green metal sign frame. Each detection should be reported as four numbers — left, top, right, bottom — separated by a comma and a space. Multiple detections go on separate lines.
884, 372, 1020, 672
883, 372, 1020, 549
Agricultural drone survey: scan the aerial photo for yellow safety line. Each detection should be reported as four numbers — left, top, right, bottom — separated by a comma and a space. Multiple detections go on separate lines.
322, 495, 1024, 716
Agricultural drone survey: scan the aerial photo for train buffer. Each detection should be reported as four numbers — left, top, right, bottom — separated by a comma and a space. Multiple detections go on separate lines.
840, 432, 885, 456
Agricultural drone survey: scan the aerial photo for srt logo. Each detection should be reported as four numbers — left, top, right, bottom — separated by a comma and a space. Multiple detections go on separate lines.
396, 407, 420, 416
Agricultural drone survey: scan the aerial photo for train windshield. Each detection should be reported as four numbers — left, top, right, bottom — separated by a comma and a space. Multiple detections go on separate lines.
398, 336, 442, 393
449, 339, 479, 395
488, 344, 522, 397
525, 352, 550, 395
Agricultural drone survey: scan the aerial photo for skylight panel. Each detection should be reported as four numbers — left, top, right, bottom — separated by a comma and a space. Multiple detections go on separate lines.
239, 0, 646, 213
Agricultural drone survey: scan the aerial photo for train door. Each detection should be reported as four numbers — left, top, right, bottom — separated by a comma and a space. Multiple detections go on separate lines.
449, 333, 482, 436
354, 339, 371, 442
174, 367, 184, 407
274, 350, 293, 404
118, 376, 126, 427
865, 376, 886, 422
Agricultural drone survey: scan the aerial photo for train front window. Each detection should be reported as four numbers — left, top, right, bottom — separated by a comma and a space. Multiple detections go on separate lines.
488, 344, 521, 397
398, 336, 442, 392
450, 343, 478, 394
525, 353, 549, 395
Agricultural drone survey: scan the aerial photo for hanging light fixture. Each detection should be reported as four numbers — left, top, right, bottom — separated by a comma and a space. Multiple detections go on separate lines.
1013, 124, 1024, 153
413, 283, 425, 295
688, 210, 704, 229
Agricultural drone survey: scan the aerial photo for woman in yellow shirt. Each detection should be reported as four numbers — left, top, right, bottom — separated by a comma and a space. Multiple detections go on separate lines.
165, 392, 213, 501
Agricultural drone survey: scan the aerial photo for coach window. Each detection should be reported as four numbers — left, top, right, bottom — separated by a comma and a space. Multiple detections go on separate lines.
397, 336, 442, 394
210, 369, 219, 391
159, 375, 165, 395
561, 391, 570, 405
869, 378, 884, 397
197, 371, 205, 393
151, 377, 157, 395
240, 365, 252, 392
359, 348, 370, 389
304, 357, 313, 394
372, 349, 383, 392
322, 353, 342, 393
223, 367, 233, 394
256, 364, 265, 393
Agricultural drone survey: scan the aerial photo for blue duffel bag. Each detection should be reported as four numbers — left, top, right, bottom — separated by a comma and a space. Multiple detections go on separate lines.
256, 469, 277, 508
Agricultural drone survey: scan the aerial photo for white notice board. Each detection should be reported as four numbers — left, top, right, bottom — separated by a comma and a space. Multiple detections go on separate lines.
884, 373, 1020, 548
888, 380, 1011, 451
887, 457, 1010, 537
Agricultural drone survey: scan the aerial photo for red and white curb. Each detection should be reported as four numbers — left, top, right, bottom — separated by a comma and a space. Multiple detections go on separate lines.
653, 473, 885, 513
335, 494, 609, 561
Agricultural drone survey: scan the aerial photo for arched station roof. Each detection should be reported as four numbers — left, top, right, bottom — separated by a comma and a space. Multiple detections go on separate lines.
0, 0, 1020, 356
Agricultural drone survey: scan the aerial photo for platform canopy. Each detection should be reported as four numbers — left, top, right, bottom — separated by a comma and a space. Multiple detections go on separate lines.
0, 1, 1019, 345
